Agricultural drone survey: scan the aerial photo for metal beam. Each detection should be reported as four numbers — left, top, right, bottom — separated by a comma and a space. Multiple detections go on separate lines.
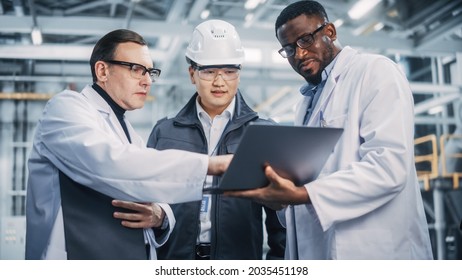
403, 0, 460, 30
414, 93, 461, 115
157, 0, 187, 75
110, 2, 117, 17
187, 0, 209, 22
415, 15, 462, 51
410, 82, 462, 94
0, 74, 303, 87
415, 116, 457, 125
120, 1, 163, 19
63, 0, 107, 15
0, 15, 461, 54
243, 0, 275, 28
0, 44, 166, 61
253, 85, 293, 112
123, 0, 136, 29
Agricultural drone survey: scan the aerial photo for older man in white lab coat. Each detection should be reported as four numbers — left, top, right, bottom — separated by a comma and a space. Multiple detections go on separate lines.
228, 1, 433, 259
26, 29, 230, 260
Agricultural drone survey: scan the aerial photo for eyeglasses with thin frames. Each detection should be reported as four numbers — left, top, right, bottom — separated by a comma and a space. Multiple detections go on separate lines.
278, 23, 329, 58
193, 65, 241, 81
104, 60, 161, 82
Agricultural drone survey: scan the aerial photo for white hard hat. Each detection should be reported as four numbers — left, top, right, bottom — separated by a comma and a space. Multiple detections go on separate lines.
185, 19, 245, 66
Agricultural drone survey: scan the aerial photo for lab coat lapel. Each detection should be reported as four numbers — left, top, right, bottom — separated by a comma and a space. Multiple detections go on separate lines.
306, 47, 356, 127
306, 76, 336, 127
126, 119, 143, 147
294, 96, 310, 126
81, 85, 131, 144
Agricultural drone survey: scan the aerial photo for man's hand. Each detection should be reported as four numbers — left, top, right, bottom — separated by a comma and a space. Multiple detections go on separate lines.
112, 200, 165, 228
225, 165, 310, 207
208, 154, 233, 175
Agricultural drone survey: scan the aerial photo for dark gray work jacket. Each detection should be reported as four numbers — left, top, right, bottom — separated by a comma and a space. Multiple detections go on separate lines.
147, 91, 286, 260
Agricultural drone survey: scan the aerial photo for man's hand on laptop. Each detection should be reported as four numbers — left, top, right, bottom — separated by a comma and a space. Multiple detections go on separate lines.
225, 165, 310, 206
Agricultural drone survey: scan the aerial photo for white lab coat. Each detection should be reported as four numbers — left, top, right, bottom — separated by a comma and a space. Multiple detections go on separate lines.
26, 85, 208, 259
281, 46, 433, 259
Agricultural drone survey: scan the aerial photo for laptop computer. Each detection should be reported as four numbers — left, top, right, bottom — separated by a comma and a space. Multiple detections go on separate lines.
205, 124, 343, 194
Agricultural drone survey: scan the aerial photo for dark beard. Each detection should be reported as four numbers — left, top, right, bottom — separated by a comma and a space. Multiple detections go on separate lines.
304, 70, 322, 85
303, 43, 335, 85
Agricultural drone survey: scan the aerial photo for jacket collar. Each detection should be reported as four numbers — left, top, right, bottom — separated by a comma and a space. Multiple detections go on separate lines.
173, 89, 258, 127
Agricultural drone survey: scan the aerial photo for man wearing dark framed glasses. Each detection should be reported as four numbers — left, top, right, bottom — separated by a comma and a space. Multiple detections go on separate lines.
278, 22, 328, 58
228, 0, 432, 260
104, 60, 161, 83
25, 29, 232, 260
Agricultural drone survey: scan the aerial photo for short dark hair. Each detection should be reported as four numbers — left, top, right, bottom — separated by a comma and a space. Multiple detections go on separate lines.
275, 0, 329, 37
90, 29, 147, 82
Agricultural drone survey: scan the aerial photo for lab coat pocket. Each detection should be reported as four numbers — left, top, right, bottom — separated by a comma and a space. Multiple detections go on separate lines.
317, 114, 347, 177
325, 114, 347, 128
335, 229, 394, 259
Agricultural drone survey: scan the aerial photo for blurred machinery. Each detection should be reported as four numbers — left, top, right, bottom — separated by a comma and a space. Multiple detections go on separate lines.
415, 132, 462, 260
0, 96, 34, 259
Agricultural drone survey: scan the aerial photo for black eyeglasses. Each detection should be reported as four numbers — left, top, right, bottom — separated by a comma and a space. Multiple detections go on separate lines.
278, 23, 328, 58
104, 60, 161, 82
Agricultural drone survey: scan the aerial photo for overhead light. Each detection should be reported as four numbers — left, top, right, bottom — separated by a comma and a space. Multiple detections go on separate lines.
348, 0, 382, 20
333, 19, 344, 28
244, 48, 262, 63
245, 0, 261, 10
428, 106, 444, 115
245, 13, 254, 22
244, 13, 254, 28
373, 22, 384, 31
31, 26, 43, 45
200, 9, 210, 19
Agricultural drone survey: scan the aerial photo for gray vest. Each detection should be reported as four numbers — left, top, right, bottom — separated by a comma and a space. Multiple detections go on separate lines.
59, 171, 147, 259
